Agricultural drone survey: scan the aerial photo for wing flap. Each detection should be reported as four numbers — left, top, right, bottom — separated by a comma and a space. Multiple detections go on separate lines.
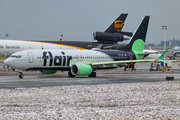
91, 59, 156, 66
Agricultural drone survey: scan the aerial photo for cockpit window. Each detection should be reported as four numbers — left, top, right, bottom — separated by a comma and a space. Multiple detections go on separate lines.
11, 55, 21, 58
11, 55, 16, 58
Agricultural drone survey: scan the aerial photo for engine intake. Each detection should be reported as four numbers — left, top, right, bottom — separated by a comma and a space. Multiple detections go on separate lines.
71, 63, 92, 76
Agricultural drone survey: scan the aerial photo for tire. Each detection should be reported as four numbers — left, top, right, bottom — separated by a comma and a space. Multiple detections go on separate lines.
89, 72, 96, 77
68, 71, 75, 77
19, 73, 24, 79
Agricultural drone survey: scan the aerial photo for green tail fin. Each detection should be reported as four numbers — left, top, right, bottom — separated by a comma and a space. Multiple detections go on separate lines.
118, 16, 149, 52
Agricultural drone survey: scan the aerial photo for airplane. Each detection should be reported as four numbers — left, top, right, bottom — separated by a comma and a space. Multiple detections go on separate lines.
144, 48, 161, 59
172, 38, 180, 57
0, 13, 132, 59
4, 16, 168, 78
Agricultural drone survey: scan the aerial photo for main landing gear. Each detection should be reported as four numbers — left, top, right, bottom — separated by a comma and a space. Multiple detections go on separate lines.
68, 71, 75, 77
19, 72, 24, 79
68, 71, 96, 77
88, 72, 96, 77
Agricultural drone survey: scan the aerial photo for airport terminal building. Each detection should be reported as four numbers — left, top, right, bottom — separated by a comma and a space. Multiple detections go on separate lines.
145, 39, 180, 47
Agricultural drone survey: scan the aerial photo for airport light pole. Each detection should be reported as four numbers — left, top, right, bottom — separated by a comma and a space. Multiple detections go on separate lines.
162, 25, 167, 61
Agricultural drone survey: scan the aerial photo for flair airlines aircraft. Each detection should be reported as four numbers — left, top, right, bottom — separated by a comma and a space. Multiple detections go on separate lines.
4, 16, 168, 78
0, 13, 132, 59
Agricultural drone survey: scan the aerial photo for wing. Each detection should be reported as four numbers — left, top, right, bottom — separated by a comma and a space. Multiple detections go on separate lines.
91, 59, 155, 66
91, 48, 169, 66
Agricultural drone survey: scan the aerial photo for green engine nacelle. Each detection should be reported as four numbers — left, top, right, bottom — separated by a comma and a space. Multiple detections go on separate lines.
71, 63, 92, 76
40, 70, 57, 74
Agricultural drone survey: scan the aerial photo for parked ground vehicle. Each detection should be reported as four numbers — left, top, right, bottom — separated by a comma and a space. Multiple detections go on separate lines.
124, 64, 136, 71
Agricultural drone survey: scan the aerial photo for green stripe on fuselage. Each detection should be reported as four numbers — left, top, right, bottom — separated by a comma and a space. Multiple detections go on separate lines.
132, 39, 145, 60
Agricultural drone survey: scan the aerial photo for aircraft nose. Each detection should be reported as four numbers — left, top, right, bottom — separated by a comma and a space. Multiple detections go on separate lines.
4, 58, 14, 67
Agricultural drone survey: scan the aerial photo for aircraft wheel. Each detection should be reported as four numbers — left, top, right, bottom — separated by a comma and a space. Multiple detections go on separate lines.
89, 72, 96, 77
19, 73, 24, 79
68, 71, 75, 77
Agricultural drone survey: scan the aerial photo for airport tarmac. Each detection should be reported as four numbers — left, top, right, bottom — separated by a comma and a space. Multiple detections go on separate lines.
1, 58, 180, 119
1, 61, 180, 89
0, 73, 180, 89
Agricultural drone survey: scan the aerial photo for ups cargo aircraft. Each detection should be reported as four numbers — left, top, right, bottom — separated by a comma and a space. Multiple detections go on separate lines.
4, 16, 168, 78
0, 13, 132, 59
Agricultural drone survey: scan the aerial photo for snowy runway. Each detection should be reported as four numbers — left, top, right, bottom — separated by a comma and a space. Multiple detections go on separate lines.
0, 81, 180, 119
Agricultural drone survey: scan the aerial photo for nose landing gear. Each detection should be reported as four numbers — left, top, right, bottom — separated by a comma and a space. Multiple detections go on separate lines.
19, 72, 24, 79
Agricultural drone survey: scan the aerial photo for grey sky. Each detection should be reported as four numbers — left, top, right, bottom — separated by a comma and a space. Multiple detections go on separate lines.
0, 0, 179, 44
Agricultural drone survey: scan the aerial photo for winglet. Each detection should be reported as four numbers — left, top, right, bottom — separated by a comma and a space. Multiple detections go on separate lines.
157, 48, 169, 63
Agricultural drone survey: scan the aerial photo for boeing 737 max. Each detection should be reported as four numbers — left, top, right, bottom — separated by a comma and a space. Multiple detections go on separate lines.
4, 16, 168, 78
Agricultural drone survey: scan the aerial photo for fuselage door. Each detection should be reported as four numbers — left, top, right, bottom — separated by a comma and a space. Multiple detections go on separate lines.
128, 53, 133, 60
27, 52, 34, 63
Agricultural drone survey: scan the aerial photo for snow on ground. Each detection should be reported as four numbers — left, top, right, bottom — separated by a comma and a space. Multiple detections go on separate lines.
0, 81, 180, 120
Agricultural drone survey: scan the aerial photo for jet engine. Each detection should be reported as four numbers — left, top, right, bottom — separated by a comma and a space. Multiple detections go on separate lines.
173, 52, 177, 57
71, 63, 92, 76
93, 32, 131, 43
40, 70, 57, 74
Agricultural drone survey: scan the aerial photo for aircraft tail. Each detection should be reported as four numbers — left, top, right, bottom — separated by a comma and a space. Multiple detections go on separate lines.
105, 13, 128, 33
117, 16, 150, 52
93, 13, 133, 43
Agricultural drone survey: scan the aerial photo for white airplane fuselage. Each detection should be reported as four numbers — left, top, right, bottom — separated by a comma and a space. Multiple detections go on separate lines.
143, 49, 161, 59
4, 49, 123, 71
0, 40, 85, 57
173, 46, 180, 56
